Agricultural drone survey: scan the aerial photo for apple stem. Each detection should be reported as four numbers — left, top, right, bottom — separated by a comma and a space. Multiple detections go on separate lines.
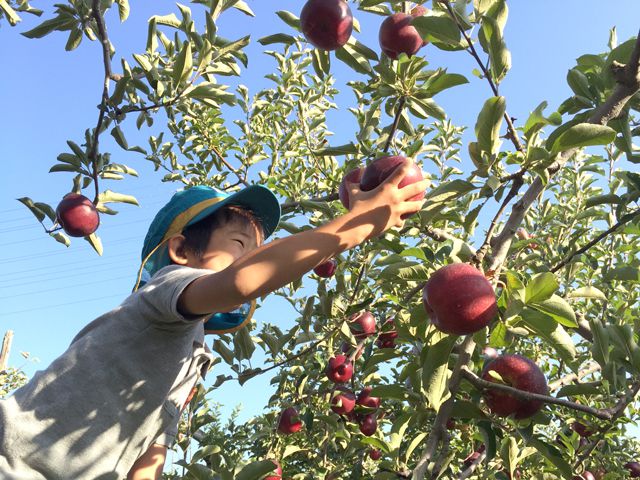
382, 96, 406, 154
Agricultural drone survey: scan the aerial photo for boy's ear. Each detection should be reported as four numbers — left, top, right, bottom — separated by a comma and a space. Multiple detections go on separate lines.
167, 235, 189, 265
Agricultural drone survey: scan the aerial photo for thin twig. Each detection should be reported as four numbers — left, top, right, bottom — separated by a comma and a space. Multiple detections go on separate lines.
383, 96, 407, 154
461, 368, 614, 420
209, 141, 249, 187
281, 192, 339, 211
550, 207, 640, 273
548, 363, 601, 392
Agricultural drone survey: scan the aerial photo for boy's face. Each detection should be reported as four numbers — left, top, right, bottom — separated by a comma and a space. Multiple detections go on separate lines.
186, 219, 261, 272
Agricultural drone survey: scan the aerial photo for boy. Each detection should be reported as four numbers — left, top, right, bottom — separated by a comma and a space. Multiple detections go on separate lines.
0, 159, 426, 479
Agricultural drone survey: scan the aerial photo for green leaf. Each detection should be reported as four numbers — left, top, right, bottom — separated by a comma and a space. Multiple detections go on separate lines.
567, 68, 592, 99
335, 43, 373, 75
475, 96, 506, 156
17, 197, 45, 222
424, 179, 476, 206
97, 190, 139, 206
524, 272, 558, 304
425, 72, 468, 96
529, 294, 577, 328
22, 15, 75, 39
275, 10, 300, 30
51, 231, 70, 247
65, 27, 82, 51
233, 325, 255, 361
173, 41, 193, 85
404, 432, 428, 464
313, 143, 358, 157
412, 13, 461, 48
519, 433, 572, 478
519, 307, 577, 367
233, 0, 254, 17
479, 15, 511, 84
421, 332, 455, 410
186, 83, 236, 106
368, 384, 408, 401
590, 318, 610, 366
311, 47, 331, 77
407, 97, 445, 120
111, 126, 129, 150
258, 33, 297, 46
235, 459, 279, 480
387, 412, 412, 454
604, 266, 640, 282
549, 123, 617, 155
523, 101, 562, 139
556, 383, 601, 398
84, 233, 103, 255
151, 13, 181, 28
34, 202, 56, 222
115, 0, 129, 22
451, 400, 487, 419
567, 286, 607, 301
0, 0, 20, 25
49, 164, 83, 174
212, 339, 234, 365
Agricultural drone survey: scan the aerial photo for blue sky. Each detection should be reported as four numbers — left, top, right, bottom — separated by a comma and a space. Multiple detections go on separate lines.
2, 0, 640, 438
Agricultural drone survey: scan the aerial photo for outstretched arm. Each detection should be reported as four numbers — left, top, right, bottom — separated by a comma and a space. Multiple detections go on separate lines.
179, 160, 427, 315
127, 443, 167, 480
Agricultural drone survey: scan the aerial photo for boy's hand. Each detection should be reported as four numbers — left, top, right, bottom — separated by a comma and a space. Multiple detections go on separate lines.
346, 159, 428, 239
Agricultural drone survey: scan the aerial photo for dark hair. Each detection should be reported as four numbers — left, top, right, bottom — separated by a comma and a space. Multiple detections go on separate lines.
182, 205, 264, 258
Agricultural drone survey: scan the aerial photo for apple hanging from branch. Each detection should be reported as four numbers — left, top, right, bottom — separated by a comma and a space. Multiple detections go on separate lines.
300, 0, 353, 51
55, 193, 100, 237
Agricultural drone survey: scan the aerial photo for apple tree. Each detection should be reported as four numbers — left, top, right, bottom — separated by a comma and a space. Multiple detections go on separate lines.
6, 0, 640, 479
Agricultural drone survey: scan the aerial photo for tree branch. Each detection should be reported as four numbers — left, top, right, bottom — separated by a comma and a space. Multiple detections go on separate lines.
488, 31, 640, 273
548, 362, 601, 392
460, 367, 614, 420
550, 207, 640, 273
280, 192, 339, 211
412, 336, 476, 479
88, 0, 113, 204
383, 96, 406, 154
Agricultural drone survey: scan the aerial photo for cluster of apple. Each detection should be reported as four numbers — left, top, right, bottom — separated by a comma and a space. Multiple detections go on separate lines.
55, 193, 100, 237
299, 0, 428, 59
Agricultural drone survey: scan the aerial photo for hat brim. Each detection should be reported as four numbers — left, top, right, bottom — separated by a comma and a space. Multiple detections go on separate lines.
187, 184, 281, 239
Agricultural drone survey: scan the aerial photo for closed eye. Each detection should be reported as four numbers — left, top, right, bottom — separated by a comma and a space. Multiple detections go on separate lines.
234, 239, 245, 248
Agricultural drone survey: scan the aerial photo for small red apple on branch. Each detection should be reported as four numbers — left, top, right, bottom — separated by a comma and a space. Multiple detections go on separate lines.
349, 311, 377, 339
422, 263, 498, 335
56, 193, 100, 237
264, 459, 283, 480
480, 354, 548, 419
379, 11, 426, 59
277, 407, 303, 434
330, 387, 356, 415
313, 258, 338, 278
326, 355, 354, 383
300, 0, 353, 51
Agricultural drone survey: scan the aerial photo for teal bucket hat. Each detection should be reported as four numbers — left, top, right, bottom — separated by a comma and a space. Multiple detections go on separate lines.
133, 185, 280, 333
135, 184, 280, 289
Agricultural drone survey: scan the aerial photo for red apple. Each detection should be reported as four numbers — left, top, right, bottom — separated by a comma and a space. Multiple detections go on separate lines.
516, 227, 531, 240
422, 263, 497, 335
360, 156, 425, 218
359, 413, 377, 436
462, 445, 485, 469
55, 193, 100, 237
326, 355, 353, 383
277, 407, 303, 434
571, 421, 594, 438
625, 462, 640, 478
339, 167, 363, 210
379, 13, 424, 59
300, 0, 353, 51
378, 317, 398, 341
573, 473, 595, 480
480, 354, 548, 419
313, 259, 338, 278
331, 387, 356, 415
356, 386, 381, 412
369, 448, 382, 460
340, 341, 364, 361
264, 459, 283, 480
349, 311, 377, 339
375, 338, 396, 349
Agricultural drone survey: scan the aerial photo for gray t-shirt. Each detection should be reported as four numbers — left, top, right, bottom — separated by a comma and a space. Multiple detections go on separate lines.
0, 265, 214, 480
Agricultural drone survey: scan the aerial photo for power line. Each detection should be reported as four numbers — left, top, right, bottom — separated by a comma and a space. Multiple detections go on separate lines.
0, 251, 137, 278
2, 292, 129, 316
0, 257, 138, 287
0, 274, 133, 300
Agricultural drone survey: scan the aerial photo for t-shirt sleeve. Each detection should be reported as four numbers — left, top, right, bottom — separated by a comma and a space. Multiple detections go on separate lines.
129, 265, 214, 326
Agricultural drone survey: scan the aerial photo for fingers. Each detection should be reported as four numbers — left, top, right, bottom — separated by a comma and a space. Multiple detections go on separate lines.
384, 158, 415, 187
347, 167, 365, 195
400, 199, 426, 216
399, 178, 430, 200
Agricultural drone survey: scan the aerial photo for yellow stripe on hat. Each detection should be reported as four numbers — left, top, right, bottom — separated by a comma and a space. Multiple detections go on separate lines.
134, 197, 227, 292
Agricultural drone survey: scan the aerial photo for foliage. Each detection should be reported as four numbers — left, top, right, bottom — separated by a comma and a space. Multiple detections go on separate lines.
6, 0, 640, 479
